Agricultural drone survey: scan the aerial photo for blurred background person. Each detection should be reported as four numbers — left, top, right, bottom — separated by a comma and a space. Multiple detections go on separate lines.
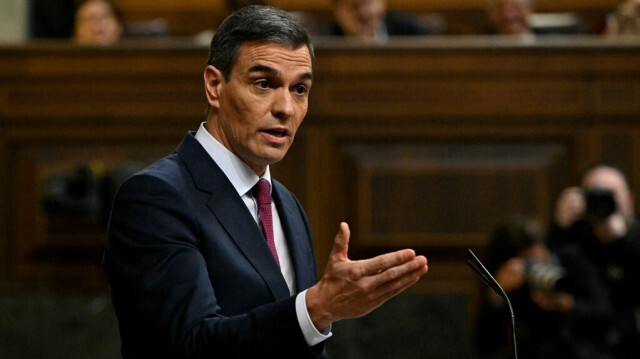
73, 0, 123, 46
549, 163, 640, 358
485, 0, 534, 35
605, 0, 640, 35
475, 215, 615, 359
320, 0, 438, 44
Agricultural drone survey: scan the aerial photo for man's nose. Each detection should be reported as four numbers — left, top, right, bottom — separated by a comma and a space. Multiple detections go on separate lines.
272, 87, 294, 119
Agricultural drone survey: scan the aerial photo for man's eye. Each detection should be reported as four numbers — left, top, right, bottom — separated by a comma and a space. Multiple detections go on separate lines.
256, 80, 269, 88
294, 84, 308, 95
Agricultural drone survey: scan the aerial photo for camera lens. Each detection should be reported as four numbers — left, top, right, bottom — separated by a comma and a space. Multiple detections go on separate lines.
525, 259, 566, 292
584, 187, 616, 221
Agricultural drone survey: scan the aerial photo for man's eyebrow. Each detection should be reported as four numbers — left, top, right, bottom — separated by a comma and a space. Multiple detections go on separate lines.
248, 64, 277, 75
248, 64, 313, 81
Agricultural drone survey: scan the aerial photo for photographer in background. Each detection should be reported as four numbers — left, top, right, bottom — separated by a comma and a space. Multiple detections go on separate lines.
549, 163, 640, 358
475, 215, 615, 359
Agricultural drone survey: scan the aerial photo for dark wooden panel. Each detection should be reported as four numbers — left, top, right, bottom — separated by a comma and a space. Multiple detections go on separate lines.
4, 78, 203, 122
595, 127, 640, 198
313, 77, 588, 118
594, 78, 640, 113
340, 142, 569, 249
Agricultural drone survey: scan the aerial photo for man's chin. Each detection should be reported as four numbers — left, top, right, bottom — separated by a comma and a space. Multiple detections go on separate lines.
250, 151, 288, 169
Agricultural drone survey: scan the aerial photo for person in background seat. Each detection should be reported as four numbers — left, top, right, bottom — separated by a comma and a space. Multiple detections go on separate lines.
73, 0, 122, 46
485, 0, 534, 35
320, 0, 435, 44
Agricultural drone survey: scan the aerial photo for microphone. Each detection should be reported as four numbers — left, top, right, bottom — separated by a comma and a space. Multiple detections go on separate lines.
467, 249, 518, 359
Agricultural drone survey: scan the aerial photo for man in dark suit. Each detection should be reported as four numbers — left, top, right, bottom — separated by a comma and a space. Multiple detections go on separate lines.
103, 5, 429, 358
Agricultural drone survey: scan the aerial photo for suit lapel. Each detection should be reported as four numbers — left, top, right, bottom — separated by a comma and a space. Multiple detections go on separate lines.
175, 133, 291, 300
272, 180, 317, 292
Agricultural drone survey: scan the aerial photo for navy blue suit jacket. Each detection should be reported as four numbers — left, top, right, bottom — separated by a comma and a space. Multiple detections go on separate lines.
103, 132, 325, 358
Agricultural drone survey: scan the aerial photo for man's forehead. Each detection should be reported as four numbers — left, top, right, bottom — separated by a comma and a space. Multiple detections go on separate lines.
236, 41, 312, 68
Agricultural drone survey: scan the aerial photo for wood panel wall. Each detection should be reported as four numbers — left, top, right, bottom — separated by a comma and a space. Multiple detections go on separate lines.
1, 37, 639, 308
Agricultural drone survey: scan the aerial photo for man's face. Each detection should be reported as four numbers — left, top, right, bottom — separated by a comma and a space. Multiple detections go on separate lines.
488, 0, 532, 35
204, 42, 313, 175
334, 0, 387, 38
74, 0, 122, 46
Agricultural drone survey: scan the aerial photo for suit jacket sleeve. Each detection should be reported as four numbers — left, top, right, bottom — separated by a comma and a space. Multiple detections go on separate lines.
103, 156, 325, 359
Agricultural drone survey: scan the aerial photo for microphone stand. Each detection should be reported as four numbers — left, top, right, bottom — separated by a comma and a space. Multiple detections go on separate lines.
467, 249, 518, 359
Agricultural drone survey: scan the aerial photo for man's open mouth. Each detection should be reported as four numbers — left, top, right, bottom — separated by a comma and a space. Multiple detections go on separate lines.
264, 128, 288, 137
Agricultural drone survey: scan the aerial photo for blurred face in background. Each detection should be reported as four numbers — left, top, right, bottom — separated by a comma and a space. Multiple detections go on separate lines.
582, 166, 635, 222
333, 0, 387, 39
487, 0, 533, 35
73, 0, 123, 46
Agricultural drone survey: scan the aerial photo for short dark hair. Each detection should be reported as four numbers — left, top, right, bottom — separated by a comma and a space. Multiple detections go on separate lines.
207, 5, 314, 81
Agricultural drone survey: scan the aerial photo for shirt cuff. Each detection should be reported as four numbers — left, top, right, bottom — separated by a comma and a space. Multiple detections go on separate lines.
295, 289, 332, 346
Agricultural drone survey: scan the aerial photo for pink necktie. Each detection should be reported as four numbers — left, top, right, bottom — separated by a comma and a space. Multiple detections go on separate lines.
253, 179, 280, 267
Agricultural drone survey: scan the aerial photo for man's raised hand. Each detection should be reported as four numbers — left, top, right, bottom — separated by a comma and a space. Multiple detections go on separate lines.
306, 222, 429, 330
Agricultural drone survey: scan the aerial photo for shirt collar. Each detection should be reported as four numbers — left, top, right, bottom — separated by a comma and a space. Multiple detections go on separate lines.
195, 122, 271, 196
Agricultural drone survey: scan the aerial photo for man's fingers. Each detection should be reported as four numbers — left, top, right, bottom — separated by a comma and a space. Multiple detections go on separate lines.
359, 255, 428, 291
358, 249, 419, 276
379, 255, 428, 284
360, 262, 429, 310
329, 222, 351, 262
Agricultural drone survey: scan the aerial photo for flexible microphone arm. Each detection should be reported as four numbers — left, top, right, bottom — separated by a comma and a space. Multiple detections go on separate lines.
467, 249, 518, 359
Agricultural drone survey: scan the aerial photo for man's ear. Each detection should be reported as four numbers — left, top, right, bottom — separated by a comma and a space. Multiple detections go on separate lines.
204, 65, 224, 109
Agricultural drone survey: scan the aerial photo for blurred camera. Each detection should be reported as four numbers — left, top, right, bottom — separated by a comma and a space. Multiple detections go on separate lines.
584, 187, 616, 221
42, 161, 143, 229
525, 259, 566, 292
43, 164, 102, 220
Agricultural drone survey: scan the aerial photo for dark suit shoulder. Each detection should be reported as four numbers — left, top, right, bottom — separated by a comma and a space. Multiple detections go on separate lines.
114, 152, 192, 200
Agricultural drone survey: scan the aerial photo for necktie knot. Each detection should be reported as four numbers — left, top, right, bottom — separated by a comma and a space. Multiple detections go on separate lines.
253, 178, 271, 206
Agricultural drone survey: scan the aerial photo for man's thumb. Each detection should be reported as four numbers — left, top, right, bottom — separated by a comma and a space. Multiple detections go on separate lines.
331, 222, 350, 261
